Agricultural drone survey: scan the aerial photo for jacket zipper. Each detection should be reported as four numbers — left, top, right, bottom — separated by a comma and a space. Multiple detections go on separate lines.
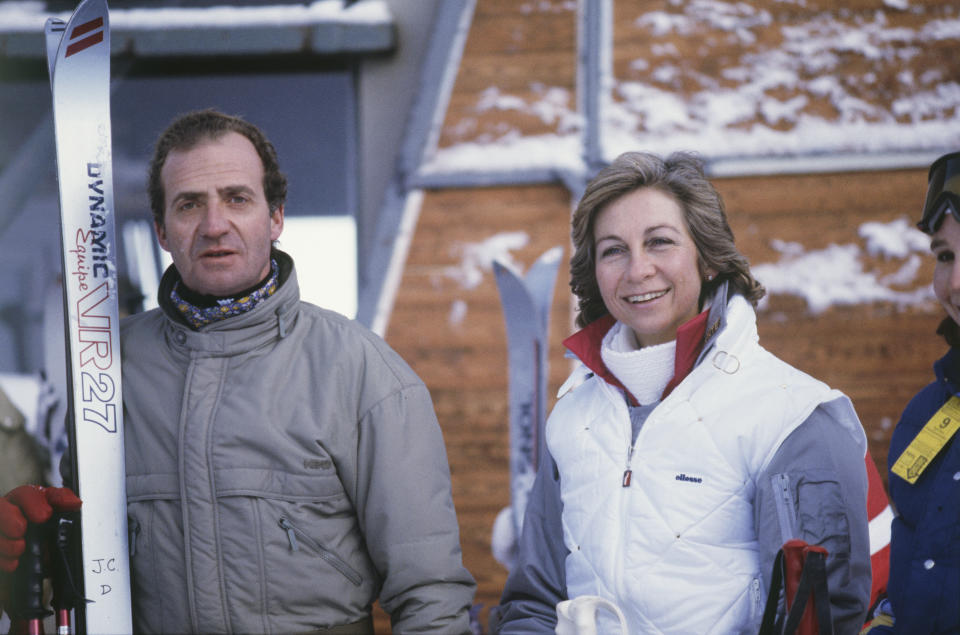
129, 518, 141, 557
772, 473, 798, 542
622, 444, 635, 487
278, 517, 363, 586
616, 392, 637, 602
751, 577, 763, 621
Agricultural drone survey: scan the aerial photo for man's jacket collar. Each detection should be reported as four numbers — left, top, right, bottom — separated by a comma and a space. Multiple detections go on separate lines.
158, 249, 299, 355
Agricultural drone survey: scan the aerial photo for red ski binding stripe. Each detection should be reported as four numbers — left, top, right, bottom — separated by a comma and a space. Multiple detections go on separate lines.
66, 17, 104, 57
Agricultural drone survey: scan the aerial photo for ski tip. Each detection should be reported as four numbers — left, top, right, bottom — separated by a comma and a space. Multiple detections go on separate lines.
46, 0, 111, 82
44, 18, 66, 82
44, 18, 67, 32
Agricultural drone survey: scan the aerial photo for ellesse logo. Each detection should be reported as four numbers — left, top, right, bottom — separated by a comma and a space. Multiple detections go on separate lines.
65, 16, 104, 58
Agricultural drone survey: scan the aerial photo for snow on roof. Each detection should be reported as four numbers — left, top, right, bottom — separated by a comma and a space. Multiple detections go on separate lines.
0, 1, 391, 30
0, 0, 396, 57
0, 0, 394, 55
753, 218, 935, 315
430, 1, 960, 174
443, 231, 531, 291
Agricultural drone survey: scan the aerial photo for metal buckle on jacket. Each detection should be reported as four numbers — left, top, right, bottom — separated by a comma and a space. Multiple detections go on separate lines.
712, 351, 740, 374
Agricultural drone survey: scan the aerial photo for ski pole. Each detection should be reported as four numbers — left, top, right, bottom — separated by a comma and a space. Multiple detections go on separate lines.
50, 513, 84, 635
9, 521, 49, 635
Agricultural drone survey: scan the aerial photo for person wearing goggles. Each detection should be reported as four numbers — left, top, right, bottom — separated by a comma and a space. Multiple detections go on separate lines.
864, 151, 960, 634
917, 150, 960, 234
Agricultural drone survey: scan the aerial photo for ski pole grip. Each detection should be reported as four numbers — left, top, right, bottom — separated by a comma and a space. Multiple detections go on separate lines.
51, 511, 85, 613
10, 521, 48, 622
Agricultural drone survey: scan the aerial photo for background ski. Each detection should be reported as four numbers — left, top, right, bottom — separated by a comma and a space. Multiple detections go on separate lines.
491, 248, 560, 568
45, 1, 132, 632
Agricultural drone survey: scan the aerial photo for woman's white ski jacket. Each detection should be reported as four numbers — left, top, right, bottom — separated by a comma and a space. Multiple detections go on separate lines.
493, 286, 871, 634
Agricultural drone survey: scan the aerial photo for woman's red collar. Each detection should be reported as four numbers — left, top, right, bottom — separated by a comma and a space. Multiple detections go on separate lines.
563, 310, 710, 405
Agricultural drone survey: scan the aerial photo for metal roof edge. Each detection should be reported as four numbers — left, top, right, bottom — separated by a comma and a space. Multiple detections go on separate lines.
410, 166, 582, 190
355, 0, 476, 332
405, 150, 942, 190
704, 151, 941, 178
0, 2, 395, 57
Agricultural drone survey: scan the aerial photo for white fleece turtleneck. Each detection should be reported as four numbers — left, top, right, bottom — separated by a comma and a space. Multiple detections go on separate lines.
600, 321, 676, 405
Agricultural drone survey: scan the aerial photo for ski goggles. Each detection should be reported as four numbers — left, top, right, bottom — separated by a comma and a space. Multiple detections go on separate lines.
918, 151, 960, 234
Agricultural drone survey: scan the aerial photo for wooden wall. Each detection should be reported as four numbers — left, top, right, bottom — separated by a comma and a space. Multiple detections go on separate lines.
387, 184, 575, 628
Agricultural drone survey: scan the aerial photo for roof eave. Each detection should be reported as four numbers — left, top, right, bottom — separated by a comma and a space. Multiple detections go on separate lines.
0, 3, 396, 57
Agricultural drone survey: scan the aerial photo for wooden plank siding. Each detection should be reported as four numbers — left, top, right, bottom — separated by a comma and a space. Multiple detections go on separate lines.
378, 0, 956, 630
385, 183, 575, 630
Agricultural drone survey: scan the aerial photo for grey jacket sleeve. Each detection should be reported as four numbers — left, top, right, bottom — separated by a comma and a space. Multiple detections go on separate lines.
354, 383, 476, 633
490, 448, 568, 633
755, 403, 871, 635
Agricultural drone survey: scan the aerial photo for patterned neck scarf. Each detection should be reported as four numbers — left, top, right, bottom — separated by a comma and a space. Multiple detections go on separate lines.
171, 259, 280, 329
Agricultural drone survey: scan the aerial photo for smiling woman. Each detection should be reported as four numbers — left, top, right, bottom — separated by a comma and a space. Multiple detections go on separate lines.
592, 187, 707, 347
492, 151, 873, 634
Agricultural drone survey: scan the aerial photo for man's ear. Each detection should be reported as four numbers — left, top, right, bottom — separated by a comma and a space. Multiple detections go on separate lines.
155, 220, 169, 252
270, 205, 284, 242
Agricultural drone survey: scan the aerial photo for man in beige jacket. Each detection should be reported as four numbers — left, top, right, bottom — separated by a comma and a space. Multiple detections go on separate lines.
2, 109, 476, 634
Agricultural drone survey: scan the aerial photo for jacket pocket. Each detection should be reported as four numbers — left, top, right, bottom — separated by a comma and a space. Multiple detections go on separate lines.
126, 496, 189, 634
278, 516, 363, 586
794, 470, 851, 559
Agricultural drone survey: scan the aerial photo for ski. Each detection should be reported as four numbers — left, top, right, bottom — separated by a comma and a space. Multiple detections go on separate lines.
493, 248, 561, 544
45, 1, 132, 632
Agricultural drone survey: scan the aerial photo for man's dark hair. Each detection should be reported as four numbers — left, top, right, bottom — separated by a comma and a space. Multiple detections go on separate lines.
148, 109, 288, 228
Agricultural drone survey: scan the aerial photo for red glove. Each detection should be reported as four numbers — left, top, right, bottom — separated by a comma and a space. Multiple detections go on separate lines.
0, 486, 82, 573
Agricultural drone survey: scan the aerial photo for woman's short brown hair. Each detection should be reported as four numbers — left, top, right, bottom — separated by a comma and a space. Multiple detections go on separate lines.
570, 151, 765, 327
